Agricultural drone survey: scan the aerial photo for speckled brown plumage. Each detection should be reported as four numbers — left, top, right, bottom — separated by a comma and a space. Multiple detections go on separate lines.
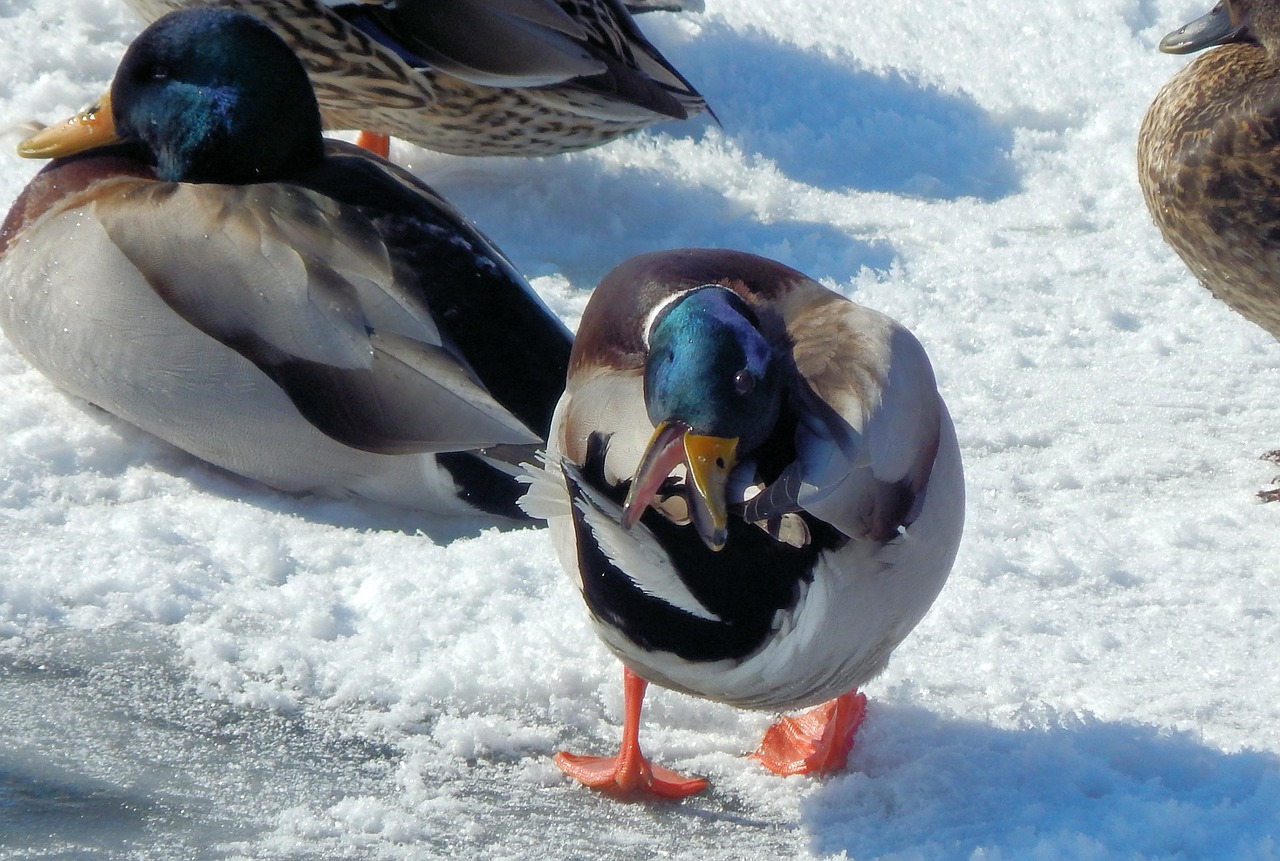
1139, 6, 1280, 339
122, 0, 709, 157
1139, 0, 1280, 500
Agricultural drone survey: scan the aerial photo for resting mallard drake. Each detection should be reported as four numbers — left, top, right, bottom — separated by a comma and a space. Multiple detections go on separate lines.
521, 249, 965, 799
1138, 0, 1280, 500
118, 0, 710, 158
1, 8, 572, 521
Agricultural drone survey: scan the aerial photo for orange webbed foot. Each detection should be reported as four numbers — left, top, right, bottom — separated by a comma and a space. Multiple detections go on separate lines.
556, 666, 709, 801
749, 690, 868, 776
554, 750, 708, 800
354, 130, 391, 159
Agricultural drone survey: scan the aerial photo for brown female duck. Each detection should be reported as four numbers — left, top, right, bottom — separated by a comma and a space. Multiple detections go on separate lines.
118, 0, 709, 158
1139, 0, 1280, 499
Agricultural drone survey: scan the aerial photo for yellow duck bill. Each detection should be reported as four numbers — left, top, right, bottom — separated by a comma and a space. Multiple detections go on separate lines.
18, 91, 122, 159
622, 420, 738, 552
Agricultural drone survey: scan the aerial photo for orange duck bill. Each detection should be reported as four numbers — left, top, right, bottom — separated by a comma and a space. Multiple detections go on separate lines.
18, 91, 122, 159
621, 420, 738, 552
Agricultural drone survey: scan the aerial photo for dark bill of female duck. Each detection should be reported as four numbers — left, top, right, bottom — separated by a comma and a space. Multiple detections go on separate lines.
1159, 2, 1246, 53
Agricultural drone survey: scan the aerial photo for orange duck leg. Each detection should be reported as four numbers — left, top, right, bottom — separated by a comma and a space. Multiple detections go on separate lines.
354, 131, 391, 158
749, 690, 868, 776
555, 667, 709, 800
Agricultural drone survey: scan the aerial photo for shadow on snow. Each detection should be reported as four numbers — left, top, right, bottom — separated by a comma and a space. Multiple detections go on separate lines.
801, 702, 1280, 860
673, 24, 1021, 201
419, 151, 895, 290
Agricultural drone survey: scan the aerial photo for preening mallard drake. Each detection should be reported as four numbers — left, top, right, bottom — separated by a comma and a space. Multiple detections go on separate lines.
1138, 0, 1280, 500
2, 8, 572, 521
521, 249, 965, 799
118, 0, 710, 158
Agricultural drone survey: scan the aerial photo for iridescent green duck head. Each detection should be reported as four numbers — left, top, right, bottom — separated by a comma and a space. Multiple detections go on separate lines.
20, 7, 323, 183
623, 286, 784, 552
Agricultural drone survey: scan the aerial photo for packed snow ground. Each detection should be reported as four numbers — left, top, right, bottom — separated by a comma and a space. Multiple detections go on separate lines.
1, 0, 1278, 858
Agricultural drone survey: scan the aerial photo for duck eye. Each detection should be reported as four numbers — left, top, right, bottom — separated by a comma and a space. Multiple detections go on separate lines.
151, 64, 170, 81
733, 370, 756, 395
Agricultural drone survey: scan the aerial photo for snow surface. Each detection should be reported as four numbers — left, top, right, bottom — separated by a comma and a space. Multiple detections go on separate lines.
2, 0, 1279, 858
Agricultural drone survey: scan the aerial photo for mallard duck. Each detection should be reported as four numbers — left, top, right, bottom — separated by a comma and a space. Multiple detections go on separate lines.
521, 249, 966, 798
118, 0, 710, 158
1139, 0, 1280, 341
1139, 0, 1280, 500
1, 8, 572, 521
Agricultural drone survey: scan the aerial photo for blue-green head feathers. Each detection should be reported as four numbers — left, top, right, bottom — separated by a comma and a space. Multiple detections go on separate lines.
111, 8, 324, 183
644, 286, 783, 452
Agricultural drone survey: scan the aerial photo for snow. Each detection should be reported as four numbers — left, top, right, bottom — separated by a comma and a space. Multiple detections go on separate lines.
1, 0, 1278, 858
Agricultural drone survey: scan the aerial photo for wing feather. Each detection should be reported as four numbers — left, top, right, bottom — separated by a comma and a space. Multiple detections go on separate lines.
356, 0, 604, 86
562, 459, 721, 622
94, 182, 536, 454
784, 300, 943, 542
